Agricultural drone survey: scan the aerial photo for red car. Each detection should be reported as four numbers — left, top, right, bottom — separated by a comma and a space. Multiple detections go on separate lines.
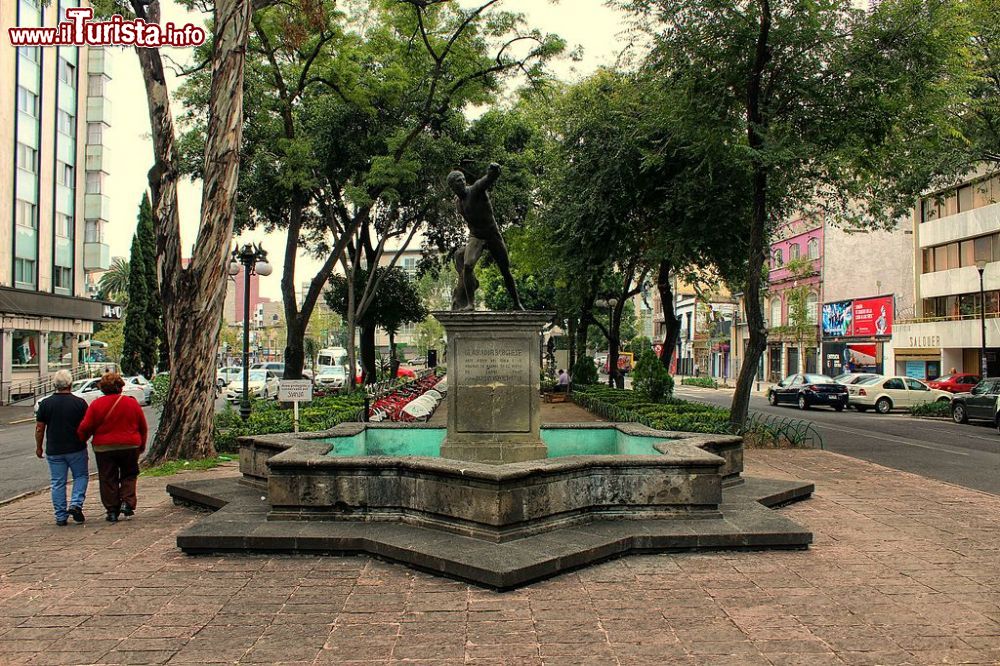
928, 373, 980, 394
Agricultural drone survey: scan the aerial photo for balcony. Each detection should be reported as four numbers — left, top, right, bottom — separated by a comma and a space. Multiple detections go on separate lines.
895, 316, 1000, 349
84, 242, 110, 271
88, 48, 111, 77
86, 97, 111, 124
85, 144, 109, 173
84, 193, 110, 221
919, 201, 1000, 248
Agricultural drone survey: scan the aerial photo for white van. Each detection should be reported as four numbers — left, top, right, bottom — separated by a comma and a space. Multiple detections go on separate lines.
316, 347, 348, 370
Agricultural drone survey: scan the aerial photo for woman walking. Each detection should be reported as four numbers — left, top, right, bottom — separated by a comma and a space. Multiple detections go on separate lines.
77, 372, 148, 523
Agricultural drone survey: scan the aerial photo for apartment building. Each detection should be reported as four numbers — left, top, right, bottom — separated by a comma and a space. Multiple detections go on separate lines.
0, 0, 115, 401
891, 172, 1000, 379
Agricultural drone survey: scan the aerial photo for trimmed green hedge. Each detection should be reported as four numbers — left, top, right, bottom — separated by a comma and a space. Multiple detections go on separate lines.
909, 400, 952, 417
572, 385, 731, 434
681, 377, 719, 389
214, 392, 366, 452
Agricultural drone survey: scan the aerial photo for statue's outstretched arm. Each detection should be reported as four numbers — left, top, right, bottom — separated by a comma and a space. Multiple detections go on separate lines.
470, 163, 501, 196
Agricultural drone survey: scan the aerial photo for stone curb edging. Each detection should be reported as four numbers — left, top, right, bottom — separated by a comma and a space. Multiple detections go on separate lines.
0, 471, 99, 507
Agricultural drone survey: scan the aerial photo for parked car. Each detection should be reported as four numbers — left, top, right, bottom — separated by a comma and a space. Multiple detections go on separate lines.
216, 366, 242, 390
950, 378, 1000, 424
767, 374, 849, 411
34, 378, 147, 415
928, 373, 980, 394
848, 376, 952, 414
225, 370, 280, 402
832, 372, 882, 385
123, 375, 153, 405
315, 365, 347, 389
251, 362, 285, 374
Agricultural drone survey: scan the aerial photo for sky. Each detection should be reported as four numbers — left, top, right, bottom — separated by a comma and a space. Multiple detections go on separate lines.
102, 0, 629, 300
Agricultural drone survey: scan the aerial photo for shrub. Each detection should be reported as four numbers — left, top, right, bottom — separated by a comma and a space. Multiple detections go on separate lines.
150, 373, 170, 408
631, 348, 674, 402
910, 401, 952, 417
571, 357, 599, 386
682, 377, 719, 389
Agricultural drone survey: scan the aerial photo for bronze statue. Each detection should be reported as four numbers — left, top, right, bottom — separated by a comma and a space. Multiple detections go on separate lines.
448, 163, 524, 311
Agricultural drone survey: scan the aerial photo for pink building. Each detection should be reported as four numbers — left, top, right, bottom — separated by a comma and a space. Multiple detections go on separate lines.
765, 221, 824, 379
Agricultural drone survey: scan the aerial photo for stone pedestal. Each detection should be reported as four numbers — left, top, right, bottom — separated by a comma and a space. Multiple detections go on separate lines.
434, 311, 552, 464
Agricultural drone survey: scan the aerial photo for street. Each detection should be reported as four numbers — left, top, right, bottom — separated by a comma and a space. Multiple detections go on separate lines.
674, 386, 1000, 495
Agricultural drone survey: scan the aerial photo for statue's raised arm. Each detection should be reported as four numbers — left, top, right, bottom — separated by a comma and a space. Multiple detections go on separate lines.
470, 162, 501, 196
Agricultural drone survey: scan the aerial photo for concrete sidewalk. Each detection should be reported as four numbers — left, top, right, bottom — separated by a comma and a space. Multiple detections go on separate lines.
2, 450, 1000, 664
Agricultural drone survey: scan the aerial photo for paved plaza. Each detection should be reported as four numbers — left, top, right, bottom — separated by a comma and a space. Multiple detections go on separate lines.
2, 450, 1000, 665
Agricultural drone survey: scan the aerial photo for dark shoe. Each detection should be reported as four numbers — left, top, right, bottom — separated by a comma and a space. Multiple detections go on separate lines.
105, 511, 119, 523
68, 506, 85, 523
56, 519, 68, 527
120, 502, 134, 518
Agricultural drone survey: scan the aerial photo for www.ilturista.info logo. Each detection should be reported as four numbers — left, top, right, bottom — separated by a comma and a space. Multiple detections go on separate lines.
8, 8, 205, 48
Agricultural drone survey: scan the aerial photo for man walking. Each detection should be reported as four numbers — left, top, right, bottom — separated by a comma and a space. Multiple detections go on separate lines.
35, 370, 89, 526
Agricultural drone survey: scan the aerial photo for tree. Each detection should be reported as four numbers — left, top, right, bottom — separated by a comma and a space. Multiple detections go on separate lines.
326, 266, 427, 381
413, 316, 445, 358
108, 0, 279, 463
120, 222, 148, 377
137, 193, 165, 374
93, 322, 124, 365
98, 258, 129, 303
622, 0, 971, 427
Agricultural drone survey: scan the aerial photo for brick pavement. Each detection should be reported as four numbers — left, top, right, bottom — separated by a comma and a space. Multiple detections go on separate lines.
2, 450, 1000, 665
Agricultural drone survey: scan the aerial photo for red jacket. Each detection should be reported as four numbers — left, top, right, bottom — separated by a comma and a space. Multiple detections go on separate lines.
77, 394, 148, 451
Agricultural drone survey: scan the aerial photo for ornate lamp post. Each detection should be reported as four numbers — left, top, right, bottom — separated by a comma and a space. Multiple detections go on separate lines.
977, 259, 988, 379
595, 298, 620, 387
229, 243, 272, 421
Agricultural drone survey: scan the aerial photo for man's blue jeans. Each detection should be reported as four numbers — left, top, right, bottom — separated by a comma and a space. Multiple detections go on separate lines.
47, 449, 89, 522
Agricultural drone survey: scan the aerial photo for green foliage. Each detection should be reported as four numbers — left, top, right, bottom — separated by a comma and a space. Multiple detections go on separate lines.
571, 357, 599, 386
910, 401, 952, 417
212, 392, 366, 453
625, 336, 652, 354
326, 267, 427, 336
413, 316, 445, 357
631, 347, 674, 402
682, 377, 719, 390
92, 322, 124, 364
138, 193, 165, 374
97, 258, 129, 303
150, 373, 170, 409
120, 224, 147, 377
573, 385, 731, 434
141, 456, 234, 477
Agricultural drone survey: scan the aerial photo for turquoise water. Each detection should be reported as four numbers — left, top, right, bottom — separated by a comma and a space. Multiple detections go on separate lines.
322, 427, 670, 458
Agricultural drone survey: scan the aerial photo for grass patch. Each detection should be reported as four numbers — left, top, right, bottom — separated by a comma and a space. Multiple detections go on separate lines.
141, 455, 236, 477
681, 377, 719, 389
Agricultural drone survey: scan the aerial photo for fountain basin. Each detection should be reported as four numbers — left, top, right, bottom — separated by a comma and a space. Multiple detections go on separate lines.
240, 422, 743, 542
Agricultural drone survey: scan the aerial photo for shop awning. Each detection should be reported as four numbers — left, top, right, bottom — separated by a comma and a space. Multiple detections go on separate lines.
893, 348, 941, 362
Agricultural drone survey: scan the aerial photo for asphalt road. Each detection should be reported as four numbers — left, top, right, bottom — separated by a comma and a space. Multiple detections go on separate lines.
674, 386, 1000, 495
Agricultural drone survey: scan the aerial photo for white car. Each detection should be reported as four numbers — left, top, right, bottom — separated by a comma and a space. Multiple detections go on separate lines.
225, 370, 280, 402
217, 366, 243, 389
123, 375, 153, 405
34, 378, 147, 415
251, 362, 285, 374
315, 365, 347, 389
848, 375, 952, 414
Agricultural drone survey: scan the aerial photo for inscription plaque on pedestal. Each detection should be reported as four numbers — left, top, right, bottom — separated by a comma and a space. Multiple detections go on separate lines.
434, 311, 553, 464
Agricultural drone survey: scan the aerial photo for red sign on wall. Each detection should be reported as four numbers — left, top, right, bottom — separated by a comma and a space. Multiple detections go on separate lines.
851, 296, 894, 337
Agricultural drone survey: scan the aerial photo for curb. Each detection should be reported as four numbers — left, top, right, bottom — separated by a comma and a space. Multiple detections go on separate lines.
9, 418, 34, 425
0, 471, 100, 508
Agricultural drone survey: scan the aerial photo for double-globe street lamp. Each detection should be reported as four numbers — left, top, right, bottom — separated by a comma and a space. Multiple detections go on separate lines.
229, 243, 272, 421
977, 259, 988, 380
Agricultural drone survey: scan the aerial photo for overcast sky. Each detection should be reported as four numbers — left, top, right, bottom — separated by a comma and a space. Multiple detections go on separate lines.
103, 0, 628, 300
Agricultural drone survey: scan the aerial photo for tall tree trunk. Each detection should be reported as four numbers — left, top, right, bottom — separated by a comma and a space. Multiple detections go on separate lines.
142, 0, 254, 463
284, 315, 306, 381
731, 0, 772, 429
360, 322, 376, 385
389, 330, 399, 378
608, 300, 623, 388
657, 259, 681, 371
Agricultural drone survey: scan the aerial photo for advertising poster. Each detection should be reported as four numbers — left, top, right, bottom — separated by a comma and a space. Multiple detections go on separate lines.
822, 301, 852, 338
852, 296, 894, 337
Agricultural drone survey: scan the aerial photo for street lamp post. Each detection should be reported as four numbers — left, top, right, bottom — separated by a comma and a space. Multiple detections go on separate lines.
595, 298, 620, 387
229, 243, 272, 421
977, 260, 988, 379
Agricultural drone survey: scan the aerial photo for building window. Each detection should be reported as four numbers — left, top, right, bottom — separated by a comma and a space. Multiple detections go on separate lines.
55, 213, 73, 238
86, 171, 102, 194
86, 122, 103, 144
770, 298, 782, 327
19, 46, 39, 63
54, 266, 73, 290
806, 292, 819, 324
807, 238, 819, 259
48, 332, 73, 368
58, 162, 75, 187
772, 249, 783, 268
14, 258, 36, 286
87, 74, 104, 97
57, 110, 74, 136
57, 58, 76, 85
12, 330, 40, 368
85, 220, 104, 243
15, 200, 37, 229
17, 86, 38, 117
16, 143, 37, 173
402, 257, 418, 277
788, 243, 800, 260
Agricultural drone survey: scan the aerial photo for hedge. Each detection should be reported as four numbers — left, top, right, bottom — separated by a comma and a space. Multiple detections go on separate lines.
213, 392, 366, 452
681, 377, 719, 389
909, 400, 952, 418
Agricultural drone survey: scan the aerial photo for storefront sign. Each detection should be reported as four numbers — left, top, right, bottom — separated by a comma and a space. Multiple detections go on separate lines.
822, 295, 894, 339
907, 335, 941, 348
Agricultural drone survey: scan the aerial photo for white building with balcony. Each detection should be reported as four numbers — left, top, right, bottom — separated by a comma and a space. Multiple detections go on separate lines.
890, 172, 1000, 379
0, 0, 117, 402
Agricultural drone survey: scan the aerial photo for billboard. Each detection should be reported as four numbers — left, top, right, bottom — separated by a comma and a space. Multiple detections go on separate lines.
822, 295, 894, 339
852, 296, 894, 337
822, 301, 853, 338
